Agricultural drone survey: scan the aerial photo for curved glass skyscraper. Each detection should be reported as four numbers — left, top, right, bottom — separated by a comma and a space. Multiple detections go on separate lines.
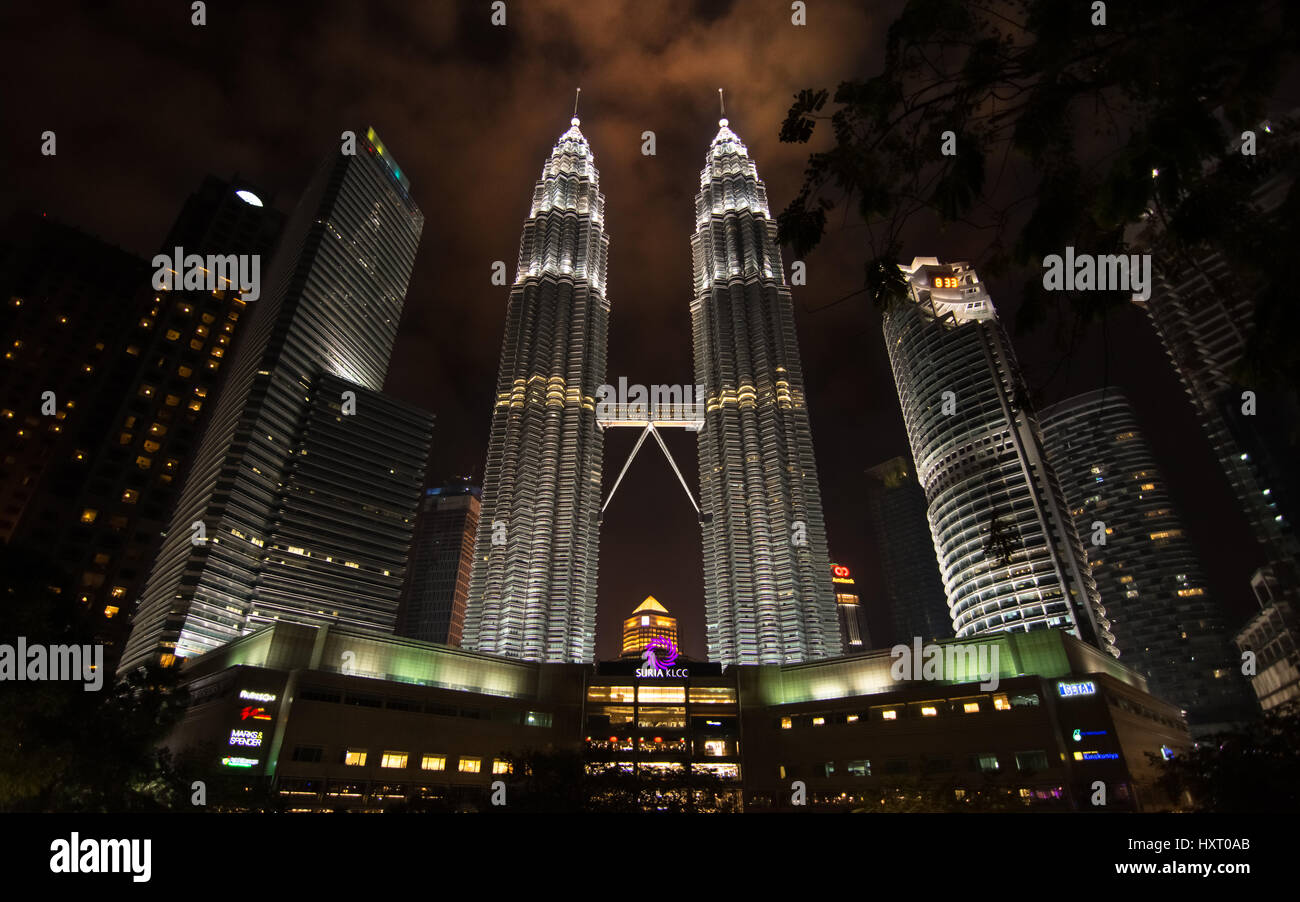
691, 118, 839, 665
883, 258, 1115, 656
464, 117, 609, 663
1039, 389, 1256, 730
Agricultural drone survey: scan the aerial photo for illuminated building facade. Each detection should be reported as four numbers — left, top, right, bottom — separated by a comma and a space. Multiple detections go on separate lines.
1039, 389, 1256, 732
1129, 150, 1298, 583
866, 456, 953, 645
620, 596, 679, 659
1, 180, 284, 670
464, 117, 609, 663
121, 128, 424, 674
831, 563, 868, 653
691, 118, 839, 665
883, 258, 1115, 656
165, 623, 1186, 812
397, 482, 482, 646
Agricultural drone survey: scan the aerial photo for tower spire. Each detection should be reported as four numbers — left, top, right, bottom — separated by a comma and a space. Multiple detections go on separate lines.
572, 87, 581, 125
718, 88, 726, 125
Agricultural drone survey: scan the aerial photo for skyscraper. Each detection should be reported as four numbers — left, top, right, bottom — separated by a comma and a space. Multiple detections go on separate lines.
396, 482, 482, 646
621, 595, 679, 660
1129, 125, 1298, 582
1040, 389, 1255, 731
884, 258, 1115, 656
831, 563, 868, 653
691, 117, 839, 666
865, 456, 953, 645
463, 116, 609, 663
252, 372, 433, 633
120, 128, 424, 673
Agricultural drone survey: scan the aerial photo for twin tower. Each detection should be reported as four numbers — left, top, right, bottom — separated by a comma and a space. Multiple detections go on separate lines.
463, 114, 841, 666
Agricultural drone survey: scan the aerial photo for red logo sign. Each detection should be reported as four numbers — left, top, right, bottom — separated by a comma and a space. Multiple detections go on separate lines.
240, 705, 272, 721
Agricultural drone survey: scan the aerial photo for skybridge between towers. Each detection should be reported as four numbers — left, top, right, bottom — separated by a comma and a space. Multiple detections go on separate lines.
596, 380, 711, 525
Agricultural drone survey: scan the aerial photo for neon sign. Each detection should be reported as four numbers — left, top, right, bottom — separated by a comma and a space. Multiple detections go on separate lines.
1072, 729, 1106, 741
240, 706, 272, 721
221, 757, 258, 768
239, 689, 276, 702
228, 729, 263, 748
1057, 681, 1096, 698
637, 636, 687, 678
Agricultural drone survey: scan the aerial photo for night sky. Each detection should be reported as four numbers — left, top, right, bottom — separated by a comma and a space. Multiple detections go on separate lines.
0, 0, 1271, 660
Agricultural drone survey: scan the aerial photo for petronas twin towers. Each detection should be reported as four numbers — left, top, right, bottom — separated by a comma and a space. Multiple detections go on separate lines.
464, 112, 840, 665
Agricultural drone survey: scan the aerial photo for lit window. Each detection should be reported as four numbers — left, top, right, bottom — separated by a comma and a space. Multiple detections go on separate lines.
126, 345, 139, 356
165, 329, 180, 341
343, 750, 367, 766
993, 694, 1011, 711
920, 706, 938, 717
1177, 588, 1204, 597
164, 394, 180, 406
103, 605, 119, 619
812, 716, 825, 726
80, 508, 97, 524
380, 752, 408, 769
882, 709, 898, 720
135, 455, 152, 469
420, 755, 446, 771
188, 399, 202, 412
492, 759, 511, 774
177, 365, 192, 378
846, 714, 859, 723
190, 339, 204, 351
138, 385, 154, 398
122, 489, 138, 504
963, 702, 980, 714
1140, 483, 1155, 491
143, 440, 161, 453
780, 717, 792, 730
118, 432, 132, 445
92, 553, 110, 565
458, 757, 481, 773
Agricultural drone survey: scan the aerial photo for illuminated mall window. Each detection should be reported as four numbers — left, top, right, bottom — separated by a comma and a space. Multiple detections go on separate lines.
638, 685, 685, 704
1015, 750, 1049, 773
845, 759, 870, 777
492, 759, 511, 775
963, 702, 980, 714
993, 694, 1011, 711
380, 752, 408, 769
881, 709, 898, 721
845, 714, 859, 724
780, 717, 792, 730
1177, 588, 1204, 597
703, 740, 727, 757
688, 687, 736, 704
159, 654, 177, 668
103, 606, 119, 619
80, 509, 98, 524
812, 716, 825, 726
920, 706, 938, 717
343, 750, 367, 767
420, 755, 446, 772
458, 757, 481, 774
972, 754, 1000, 773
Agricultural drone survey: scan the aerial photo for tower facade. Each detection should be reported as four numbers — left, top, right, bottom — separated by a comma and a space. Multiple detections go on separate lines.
691, 118, 839, 665
463, 118, 609, 663
397, 482, 482, 646
884, 258, 1116, 656
121, 128, 424, 673
1039, 390, 1256, 730
621, 596, 679, 659
865, 456, 953, 645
